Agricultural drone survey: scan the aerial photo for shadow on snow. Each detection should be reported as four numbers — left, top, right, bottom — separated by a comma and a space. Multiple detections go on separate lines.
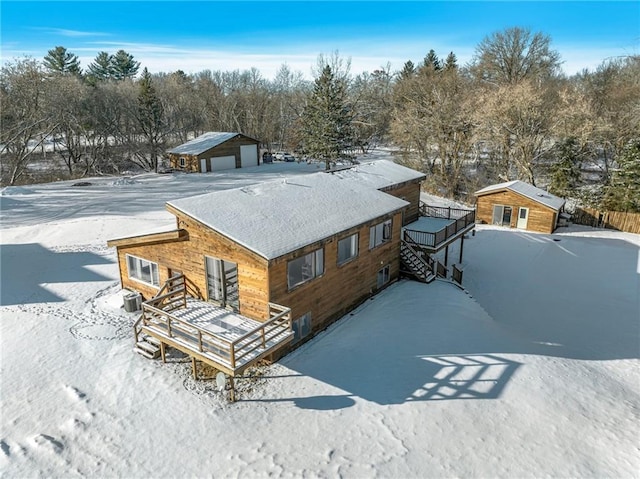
0, 243, 113, 306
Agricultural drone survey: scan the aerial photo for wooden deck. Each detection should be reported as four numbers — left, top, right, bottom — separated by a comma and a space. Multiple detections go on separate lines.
403, 204, 475, 252
134, 275, 293, 376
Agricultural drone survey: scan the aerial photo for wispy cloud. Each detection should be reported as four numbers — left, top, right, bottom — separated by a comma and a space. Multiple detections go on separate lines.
36, 27, 110, 38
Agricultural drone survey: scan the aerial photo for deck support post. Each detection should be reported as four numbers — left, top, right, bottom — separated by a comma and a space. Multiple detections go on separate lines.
459, 235, 465, 264
160, 342, 166, 363
444, 244, 449, 267
229, 376, 236, 402
191, 357, 198, 380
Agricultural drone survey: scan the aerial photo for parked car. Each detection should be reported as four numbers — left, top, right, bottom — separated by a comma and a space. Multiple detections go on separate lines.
274, 152, 295, 162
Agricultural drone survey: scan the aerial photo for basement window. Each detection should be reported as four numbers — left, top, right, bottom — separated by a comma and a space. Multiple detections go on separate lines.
287, 248, 324, 289
292, 312, 312, 343
377, 265, 390, 289
126, 254, 160, 287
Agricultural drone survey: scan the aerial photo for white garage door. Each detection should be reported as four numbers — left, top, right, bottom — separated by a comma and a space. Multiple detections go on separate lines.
240, 144, 258, 167
210, 155, 236, 171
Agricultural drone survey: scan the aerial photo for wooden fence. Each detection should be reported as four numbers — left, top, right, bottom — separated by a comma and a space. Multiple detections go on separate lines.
572, 207, 640, 234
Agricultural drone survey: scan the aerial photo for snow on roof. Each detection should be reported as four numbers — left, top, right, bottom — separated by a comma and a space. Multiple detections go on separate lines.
475, 180, 565, 210
332, 160, 425, 189
167, 132, 252, 155
168, 172, 409, 260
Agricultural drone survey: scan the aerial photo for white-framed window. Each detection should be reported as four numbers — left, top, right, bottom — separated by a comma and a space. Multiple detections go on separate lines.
179, 157, 186, 167
337, 233, 359, 265
287, 248, 324, 289
292, 312, 312, 343
369, 219, 392, 249
377, 265, 390, 288
126, 254, 160, 287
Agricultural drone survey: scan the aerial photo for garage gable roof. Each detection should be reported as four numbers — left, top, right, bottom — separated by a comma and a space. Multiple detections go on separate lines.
167, 172, 408, 260
475, 180, 565, 210
167, 132, 257, 156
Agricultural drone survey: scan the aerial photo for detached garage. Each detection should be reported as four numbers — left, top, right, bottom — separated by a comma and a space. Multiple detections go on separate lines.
475, 180, 566, 234
168, 132, 260, 173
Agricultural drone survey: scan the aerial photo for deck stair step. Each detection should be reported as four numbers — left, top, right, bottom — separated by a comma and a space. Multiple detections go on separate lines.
142, 335, 161, 346
134, 339, 160, 359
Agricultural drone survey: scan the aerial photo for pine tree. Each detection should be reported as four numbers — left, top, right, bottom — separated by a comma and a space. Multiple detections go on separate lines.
137, 68, 166, 172
423, 49, 441, 71
300, 65, 353, 170
549, 137, 582, 198
603, 139, 640, 212
112, 50, 140, 80
87, 51, 113, 81
399, 60, 416, 79
43, 46, 82, 76
444, 52, 458, 71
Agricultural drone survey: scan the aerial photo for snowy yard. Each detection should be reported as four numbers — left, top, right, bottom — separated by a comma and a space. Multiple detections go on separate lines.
1, 153, 638, 477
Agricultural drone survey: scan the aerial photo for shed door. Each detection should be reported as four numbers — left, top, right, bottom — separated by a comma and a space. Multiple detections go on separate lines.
211, 155, 236, 171
517, 207, 529, 229
199, 158, 207, 173
240, 144, 258, 167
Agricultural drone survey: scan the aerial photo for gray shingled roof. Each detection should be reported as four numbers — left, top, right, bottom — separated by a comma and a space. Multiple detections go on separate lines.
168, 172, 408, 260
167, 132, 253, 155
475, 180, 565, 210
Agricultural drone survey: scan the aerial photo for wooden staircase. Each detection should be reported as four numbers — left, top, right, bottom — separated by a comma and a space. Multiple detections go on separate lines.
400, 238, 436, 283
133, 274, 188, 359
134, 334, 161, 359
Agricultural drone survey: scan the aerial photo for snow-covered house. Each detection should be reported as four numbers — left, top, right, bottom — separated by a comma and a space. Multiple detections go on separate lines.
168, 132, 260, 172
475, 180, 566, 234
107, 161, 475, 378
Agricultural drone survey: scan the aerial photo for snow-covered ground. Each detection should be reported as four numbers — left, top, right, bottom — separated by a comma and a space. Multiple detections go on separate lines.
1, 150, 638, 477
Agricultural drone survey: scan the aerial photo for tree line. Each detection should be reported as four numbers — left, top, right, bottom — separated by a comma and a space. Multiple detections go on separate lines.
1, 27, 638, 211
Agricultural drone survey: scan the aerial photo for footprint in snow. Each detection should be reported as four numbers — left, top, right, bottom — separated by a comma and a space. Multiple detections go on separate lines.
63, 384, 88, 403
30, 434, 64, 454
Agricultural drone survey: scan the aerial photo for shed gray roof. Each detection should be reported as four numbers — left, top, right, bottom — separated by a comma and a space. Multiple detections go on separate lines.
332, 160, 425, 189
168, 172, 408, 260
475, 180, 565, 210
167, 132, 256, 156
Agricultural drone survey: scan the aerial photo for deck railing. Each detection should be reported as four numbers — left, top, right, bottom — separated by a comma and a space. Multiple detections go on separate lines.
405, 203, 476, 248
133, 275, 292, 372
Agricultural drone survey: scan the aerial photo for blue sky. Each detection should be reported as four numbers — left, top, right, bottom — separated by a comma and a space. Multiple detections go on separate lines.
1, 1, 638, 78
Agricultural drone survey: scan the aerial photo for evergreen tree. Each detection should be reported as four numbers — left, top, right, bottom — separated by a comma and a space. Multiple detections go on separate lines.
399, 60, 416, 79
444, 52, 458, 71
112, 50, 140, 80
43, 46, 81, 76
87, 51, 113, 81
300, 65, 353, 170
549, 137, 582, 198
423, 49, 441, 71
137, 68, 166, 172
603, 139, 640, 212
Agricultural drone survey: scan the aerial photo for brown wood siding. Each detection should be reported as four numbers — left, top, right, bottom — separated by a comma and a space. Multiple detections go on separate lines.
476, 190, 558, 234
169, 135, 260, 172
268, 211, 403, 346
381, 181, 421, 225
170, 208, 270, 320
115, 208, 270, 320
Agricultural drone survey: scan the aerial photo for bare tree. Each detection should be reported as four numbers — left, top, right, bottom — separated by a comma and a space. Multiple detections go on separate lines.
474, 80, 557, 185
0, 58, 54, 185
471, 27, 562, 85
391, 65, 475, 197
